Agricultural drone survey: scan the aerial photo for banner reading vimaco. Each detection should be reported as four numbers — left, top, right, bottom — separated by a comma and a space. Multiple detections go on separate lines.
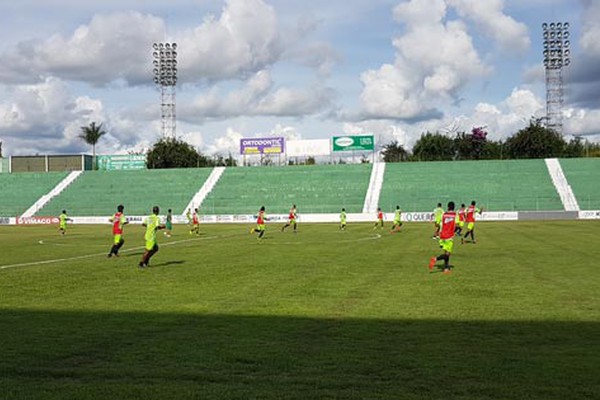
240, 137, 285, 155
332, 135, 375, 152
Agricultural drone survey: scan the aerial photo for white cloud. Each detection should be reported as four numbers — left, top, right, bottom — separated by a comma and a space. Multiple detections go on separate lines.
579, 0, 600, 56
448, 0, 530, 53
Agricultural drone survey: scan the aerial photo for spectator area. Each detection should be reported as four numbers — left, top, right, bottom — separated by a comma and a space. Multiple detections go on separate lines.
559, 158, 600, 210
201, 164, 372, 214
379, 159, 564, 212
0, 172, 68, 216
37, 168, 212, 216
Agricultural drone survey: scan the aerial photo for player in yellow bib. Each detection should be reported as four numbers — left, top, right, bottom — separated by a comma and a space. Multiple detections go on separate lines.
390, 205, 403, 233
139, 206, 166, 268
58, 210, 72, 235
340, 208, 347, 231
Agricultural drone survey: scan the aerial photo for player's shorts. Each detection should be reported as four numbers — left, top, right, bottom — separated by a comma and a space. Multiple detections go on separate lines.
288, 218, 296, 225
256, 223, 265, 231
458, 220, 465, 228
435, 218, 441, 226
145, 240, 158, 251
113, 234, 122, 244
439, 238, 454, 253
166, 221, 173, 230
467, 222, 475, 231
59, 223, 67, 230
394, 219, 402, 225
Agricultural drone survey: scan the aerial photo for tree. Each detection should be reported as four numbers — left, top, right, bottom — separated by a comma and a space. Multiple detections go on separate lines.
79, 122, 106, 170
412, 132, 455, 161
146, 137, 211, 169
563, 137, 585, 158
504, 120, 566, 159
381, 140, 409, 162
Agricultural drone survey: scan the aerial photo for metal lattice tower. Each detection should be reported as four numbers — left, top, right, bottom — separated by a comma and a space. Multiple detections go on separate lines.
542, 22, 570, 135
152, 42, 178, 138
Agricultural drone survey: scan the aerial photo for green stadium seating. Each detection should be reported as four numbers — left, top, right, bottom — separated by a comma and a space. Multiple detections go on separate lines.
201, 164, 372, 214
379, 159, 564, 212
559, 158, 600, 210
0, 172, 69, 216
37, 168, 212, 216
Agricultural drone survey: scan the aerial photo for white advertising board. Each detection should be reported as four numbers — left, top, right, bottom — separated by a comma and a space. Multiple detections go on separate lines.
286, 139, 331, 157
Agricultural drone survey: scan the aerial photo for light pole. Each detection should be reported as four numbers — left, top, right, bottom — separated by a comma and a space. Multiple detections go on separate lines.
542, 22, 570, 135
152, 42, 178, 138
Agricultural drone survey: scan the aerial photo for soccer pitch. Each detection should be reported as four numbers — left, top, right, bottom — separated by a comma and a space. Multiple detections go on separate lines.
0, 221, 598, 399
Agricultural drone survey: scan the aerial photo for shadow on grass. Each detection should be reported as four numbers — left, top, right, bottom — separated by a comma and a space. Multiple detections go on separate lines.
0, 310, 598, 399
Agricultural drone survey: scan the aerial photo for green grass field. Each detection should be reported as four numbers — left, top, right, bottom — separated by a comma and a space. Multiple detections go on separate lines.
0, 221, 599, 399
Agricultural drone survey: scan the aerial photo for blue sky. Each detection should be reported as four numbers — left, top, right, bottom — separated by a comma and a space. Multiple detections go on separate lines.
0, 0, 599, 158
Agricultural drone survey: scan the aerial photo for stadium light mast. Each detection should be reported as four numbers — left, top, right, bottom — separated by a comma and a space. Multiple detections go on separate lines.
542, 22, 570, 135
152, 42, 178, 138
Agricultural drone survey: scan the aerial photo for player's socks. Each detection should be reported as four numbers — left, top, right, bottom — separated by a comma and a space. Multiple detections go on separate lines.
428, 257, 436, 270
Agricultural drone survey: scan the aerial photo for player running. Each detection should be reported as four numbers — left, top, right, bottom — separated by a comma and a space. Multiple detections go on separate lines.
250, 206, 267, 239
455, 203, 466, 236
432, 203, 444, 239
58, 210, 72, 235
164, 208, 173, 238
108, 204, 129, 258
390, 205, 403, 233
373, 207, 384, 230
190, 208, 200, 236
281, 204, 298, 233
340, 208, 347, 231
186, 208, 192, 226
462, 200, 482, 244
429, 201, 458, 274
139, 206, 166, 268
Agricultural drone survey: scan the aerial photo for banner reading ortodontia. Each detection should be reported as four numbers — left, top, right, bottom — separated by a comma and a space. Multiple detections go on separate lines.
240, 137, 285, 155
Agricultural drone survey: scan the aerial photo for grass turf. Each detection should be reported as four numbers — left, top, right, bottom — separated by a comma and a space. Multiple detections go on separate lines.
0, 221, 598, 399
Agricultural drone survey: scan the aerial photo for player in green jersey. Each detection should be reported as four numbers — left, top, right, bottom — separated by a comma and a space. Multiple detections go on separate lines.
432, 203, 443, 239
164, 208, 173, 238
139, 206, 166, 268
390, 205, 403, 233
58, 210, 72, 235
340, 208, 347, 231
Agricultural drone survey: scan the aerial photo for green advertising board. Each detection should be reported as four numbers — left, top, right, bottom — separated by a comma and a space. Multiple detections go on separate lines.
332, 135, 375, 151
97, 155, 146, 171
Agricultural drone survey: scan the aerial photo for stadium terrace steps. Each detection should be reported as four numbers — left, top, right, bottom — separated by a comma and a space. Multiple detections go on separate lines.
558, 158, 600, 210
183, 166, 226, 215
200, 164, 372, 214
545, 158, 579, 211
0, 172, 69, 217
36, 168, 213, 216
363, 162, 386, 213
379, 159, 565, 212
21, 171, 83, 218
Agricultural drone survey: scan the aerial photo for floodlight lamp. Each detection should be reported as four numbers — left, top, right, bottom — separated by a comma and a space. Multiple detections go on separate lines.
153, 52, 159, 58
565, 59, 570, 66
557, 22, 562, 29
550, 31, 556, 39
565, 49, 570, 57
550, 22, 555, 29
564, 31, 570, 39
564, 22, 570, 29
153, 43, 159, 50
542, 22, 548, 30
172, 43, 177, 50
159, 43, 164, 49
172, 51, 177, 57
165, 43, 171, 49
564, 40, 570, 48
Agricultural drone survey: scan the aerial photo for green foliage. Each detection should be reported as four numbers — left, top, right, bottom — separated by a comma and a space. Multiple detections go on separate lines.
79, 122, 106, 170
146, 137, 211, 169
381, 140, 409, 162
563, 137, 585, 158
412, 132, 455, 161
504, 120, 566, 159
0, 222, 598, 399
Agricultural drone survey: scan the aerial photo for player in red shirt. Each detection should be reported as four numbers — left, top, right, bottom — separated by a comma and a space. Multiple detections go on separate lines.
281, 204, 298, 233
250, 206, 267, 239
373, 207, 384, 230
429, 201, 458, 274
462, 200, 482, 244
189, 208, 200, 236
454, 203, 466, 237
107, 204, 129, 258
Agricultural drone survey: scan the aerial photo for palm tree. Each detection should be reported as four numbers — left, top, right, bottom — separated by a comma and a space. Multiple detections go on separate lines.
79, 122, 106, 170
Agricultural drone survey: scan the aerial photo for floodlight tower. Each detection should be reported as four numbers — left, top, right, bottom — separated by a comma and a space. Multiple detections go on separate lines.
152, 42, 178, 138
542, 22, 570, 135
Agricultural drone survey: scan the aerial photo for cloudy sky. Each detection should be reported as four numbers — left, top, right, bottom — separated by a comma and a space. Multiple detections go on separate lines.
0, 0, 599, 157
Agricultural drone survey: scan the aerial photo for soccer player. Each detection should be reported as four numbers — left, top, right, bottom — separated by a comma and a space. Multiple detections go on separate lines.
373, 207, 384, 230
186, 208, 192, 226
390, 205, 403, 233
432, 203, 444, 239
58, 210, 72, 235
281, 204, 298, 233
429, 201, 458, 274
455, 203, 466, 237
139, 206, 166, 268
190, 208, 200, 236
108, 204, 129, 258
462, 200, 483, 244
164, 208, 173, 238
340, 208, 347, 231
250, 206, 267, 239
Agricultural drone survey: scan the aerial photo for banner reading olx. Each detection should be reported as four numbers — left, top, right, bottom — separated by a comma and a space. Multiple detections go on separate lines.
240, 137, 285, 155
332, 135, 375, 151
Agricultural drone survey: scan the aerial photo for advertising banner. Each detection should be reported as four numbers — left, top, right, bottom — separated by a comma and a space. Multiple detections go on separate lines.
579, 210, 600, 220
332, 135, 374, 151
16, 216, 60, 225
97, 155, 146, 171
240, 137, 285, 155
286, 139, 331, 157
